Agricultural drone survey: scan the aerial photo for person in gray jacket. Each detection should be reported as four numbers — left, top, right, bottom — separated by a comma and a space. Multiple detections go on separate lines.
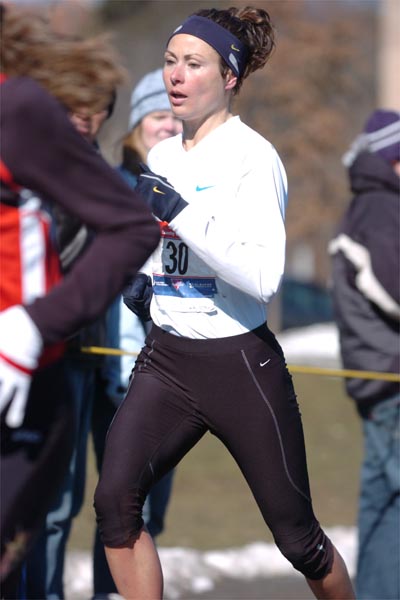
330, 109, 400, 600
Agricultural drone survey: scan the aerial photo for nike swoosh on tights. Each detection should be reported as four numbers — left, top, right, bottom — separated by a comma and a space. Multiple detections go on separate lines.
260, 359, 271, 367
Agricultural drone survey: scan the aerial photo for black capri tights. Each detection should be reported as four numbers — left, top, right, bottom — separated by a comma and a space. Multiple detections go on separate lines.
95, 324, 333, 580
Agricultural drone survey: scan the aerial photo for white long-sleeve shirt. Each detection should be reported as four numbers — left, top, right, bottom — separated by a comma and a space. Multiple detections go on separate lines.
147, 116, 288, 339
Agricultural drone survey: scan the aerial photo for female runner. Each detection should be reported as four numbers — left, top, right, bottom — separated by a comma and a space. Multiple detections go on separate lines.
95, 7, 355, 599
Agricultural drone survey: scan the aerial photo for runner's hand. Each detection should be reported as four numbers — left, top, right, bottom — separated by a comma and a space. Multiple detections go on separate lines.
0, 306, 43, 427
123, 272, 153, 322
136, 164, 188, 223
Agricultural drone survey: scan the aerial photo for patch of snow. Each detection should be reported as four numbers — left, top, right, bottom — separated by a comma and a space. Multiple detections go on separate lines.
65, 526, 357, 599
277, 323, 342, 368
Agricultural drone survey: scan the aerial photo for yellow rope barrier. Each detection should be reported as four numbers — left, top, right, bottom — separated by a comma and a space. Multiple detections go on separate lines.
288, 364, 400, 382
81, 346, 400, 383
81, 346, 138, 357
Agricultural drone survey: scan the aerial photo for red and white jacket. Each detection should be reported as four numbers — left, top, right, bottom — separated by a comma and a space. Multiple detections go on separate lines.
0, 162, 64, 366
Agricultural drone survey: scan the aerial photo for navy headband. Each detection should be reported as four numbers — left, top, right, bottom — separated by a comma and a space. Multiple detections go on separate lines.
168, 15, 249, 78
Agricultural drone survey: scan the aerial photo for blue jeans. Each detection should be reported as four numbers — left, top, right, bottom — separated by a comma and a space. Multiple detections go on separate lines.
356, 394, 400, 600
142, 470, 175, 538
25, 360, 96, 599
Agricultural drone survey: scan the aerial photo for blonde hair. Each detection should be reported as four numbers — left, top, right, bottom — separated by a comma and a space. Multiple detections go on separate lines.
122, 123, 148, 162
0, 4, 126, 113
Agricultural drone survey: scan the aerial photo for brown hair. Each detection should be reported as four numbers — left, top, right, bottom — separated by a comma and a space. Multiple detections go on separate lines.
0, 4, 126, 113
195, 6, 275, 94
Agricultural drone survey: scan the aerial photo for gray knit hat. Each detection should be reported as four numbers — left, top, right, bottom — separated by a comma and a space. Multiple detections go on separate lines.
129, 68, 171, 130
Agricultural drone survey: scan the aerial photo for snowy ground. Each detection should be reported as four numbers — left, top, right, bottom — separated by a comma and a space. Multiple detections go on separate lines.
66, 526, 356, 600
66, 323, 349, 599
277, 322, 341, 368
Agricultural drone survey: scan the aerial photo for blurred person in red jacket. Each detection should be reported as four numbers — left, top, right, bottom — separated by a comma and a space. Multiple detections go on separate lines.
0, 4, 159, 595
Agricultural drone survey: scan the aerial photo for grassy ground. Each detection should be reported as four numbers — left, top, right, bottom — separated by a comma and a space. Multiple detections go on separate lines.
69, 373, 362, 552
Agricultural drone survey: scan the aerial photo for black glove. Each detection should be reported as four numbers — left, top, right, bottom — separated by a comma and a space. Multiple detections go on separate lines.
123, 272, 153, 322
135, 164, 188, 223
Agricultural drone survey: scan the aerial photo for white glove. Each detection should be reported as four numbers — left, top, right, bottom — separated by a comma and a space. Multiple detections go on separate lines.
0, 306, 43, 427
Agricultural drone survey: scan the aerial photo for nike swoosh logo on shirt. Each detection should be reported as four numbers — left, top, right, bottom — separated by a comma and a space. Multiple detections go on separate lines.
196, 185, 215, 192
153, 186, 165, 194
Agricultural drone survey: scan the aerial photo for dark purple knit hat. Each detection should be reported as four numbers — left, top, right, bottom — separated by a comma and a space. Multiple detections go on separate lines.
363, 109, 400, 163
342, 108, 400, 167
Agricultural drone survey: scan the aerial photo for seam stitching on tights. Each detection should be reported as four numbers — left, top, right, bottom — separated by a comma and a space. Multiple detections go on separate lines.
105, 340, 157, 444
241, 349, 312, 503
139, 407, 197, 486
135, 338, 156, 377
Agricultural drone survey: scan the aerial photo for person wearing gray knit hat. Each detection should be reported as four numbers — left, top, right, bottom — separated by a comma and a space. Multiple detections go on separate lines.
120, 68, 181, 178
87, 67, 181, 599
129, 68, 172, 130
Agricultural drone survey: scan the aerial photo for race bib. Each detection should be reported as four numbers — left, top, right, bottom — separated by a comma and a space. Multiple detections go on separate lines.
152, 226, 217, 313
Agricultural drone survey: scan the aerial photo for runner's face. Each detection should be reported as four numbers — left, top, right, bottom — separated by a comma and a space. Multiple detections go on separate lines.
163, 34, 229, 124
